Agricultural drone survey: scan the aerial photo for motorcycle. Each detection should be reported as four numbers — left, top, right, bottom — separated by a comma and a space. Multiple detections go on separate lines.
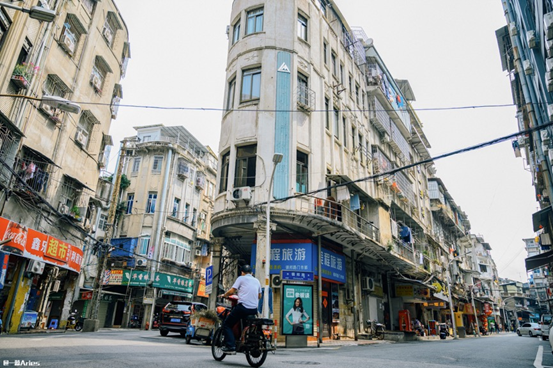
152, 313, 159, 329
211, 295, 276, 368
364, 319, 385, 340
129, 314, 141, 328
66, 309, 83, 332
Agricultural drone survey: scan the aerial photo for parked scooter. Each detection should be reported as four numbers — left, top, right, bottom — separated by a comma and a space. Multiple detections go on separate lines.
152, 313, 159, 329
66, 309, 83, 331
129, 314, 141, 328
439, 323, 449, 340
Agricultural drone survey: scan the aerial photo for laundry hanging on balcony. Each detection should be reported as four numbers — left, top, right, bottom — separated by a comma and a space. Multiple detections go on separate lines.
336, 185, 350, 202
400, 226, 413, 244
350, 194, 360, 211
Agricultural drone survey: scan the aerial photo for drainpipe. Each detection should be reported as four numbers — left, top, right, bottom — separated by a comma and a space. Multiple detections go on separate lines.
147, 146, 173, 328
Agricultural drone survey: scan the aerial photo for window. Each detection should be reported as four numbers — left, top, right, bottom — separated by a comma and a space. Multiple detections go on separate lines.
102, 12, 121, 48
59, 14, 85, 58
98, 214, 108, 231
318, 0, 327, 16
75, 111, 97, 149
348, 75, 352, 94
192, 208, 197, 227
126, 193, 134, 214
234, 144, 257, 187
132, 157, 141, 173
358, 134, 364, 162
152, 156, 163, 173
82, 0, 96, 14
351, 126, 356, 155
298, 73, 309, 106
324, 98, 330, 130
220, 151, 230, 193
333, 107, 339, 139
91, 65, 105, 94
323, 41, 328, 65
296, 151, 308, 194
146, 192, 157, 214
246, 8, 263, 34
297, 14, 307, 41
172, 198, 180, 217
184, 203, 190, 222
226, 78, 236, 111
232, 21, 241, 44
163, 238, 191, 264
355, 84, 360, 105
241, 68, 261, 102
339, 64, 344, 85
138, 236, 150, 256
479, 264, 488, 273
331, 51, 337, 76
342, 117, 347, 147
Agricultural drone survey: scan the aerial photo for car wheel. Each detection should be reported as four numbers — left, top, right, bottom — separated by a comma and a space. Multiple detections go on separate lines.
529, 331, 533, 337
185, 335, 191, 344
517, 330, 521, 336
160, 330, 168, 337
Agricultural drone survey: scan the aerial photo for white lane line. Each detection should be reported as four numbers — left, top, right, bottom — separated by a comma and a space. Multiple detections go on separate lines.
535, 345, 544, 368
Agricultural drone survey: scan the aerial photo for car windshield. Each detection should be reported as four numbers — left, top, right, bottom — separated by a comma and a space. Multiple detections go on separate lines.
166, 303, 191, 312
544, 315, 552, 323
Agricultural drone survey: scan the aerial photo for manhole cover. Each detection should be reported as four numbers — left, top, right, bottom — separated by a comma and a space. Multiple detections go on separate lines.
282, 362, 321, 365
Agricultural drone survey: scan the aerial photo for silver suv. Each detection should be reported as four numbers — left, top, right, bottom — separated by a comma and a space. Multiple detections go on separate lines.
541, 314, 552, 340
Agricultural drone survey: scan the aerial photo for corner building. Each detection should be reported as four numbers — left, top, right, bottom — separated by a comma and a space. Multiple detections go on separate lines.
212, 0, 463, 341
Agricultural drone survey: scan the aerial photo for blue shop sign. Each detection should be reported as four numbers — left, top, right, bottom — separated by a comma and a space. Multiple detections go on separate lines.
282, 271, 314, 282
251, 242, 345, 283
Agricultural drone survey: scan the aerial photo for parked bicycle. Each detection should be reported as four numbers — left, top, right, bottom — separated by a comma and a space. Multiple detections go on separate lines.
212, 295, 276, 368
364, 319, 385, 340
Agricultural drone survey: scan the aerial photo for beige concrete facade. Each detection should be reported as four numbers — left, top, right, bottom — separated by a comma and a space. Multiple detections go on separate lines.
0, 0, 128, 332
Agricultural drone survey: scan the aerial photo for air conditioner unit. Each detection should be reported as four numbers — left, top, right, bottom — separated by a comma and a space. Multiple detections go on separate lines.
91, 74, 102, 92
546, 12, 553, 40
40, 102, 54, 116
542, 129, 550, 144
271, 274, 282, 288
58, 202, 69, 215
361, 277, 375, 291
231, 186, 252, 202
527, 30, 537, 48
52, 280, 61, 292
195, 249, 202, 257
136, 259, 148, 267
60, 31, 76, 55
177, 163, 189, 179
75, 130, 87, 146
523, 60, 533, 75
509, 22, 518, 36
26, 260, 45, 275
103, 27, 113, 44
199, 212, 206, 220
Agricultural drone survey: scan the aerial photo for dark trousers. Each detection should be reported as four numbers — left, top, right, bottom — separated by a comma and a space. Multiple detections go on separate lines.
222, 304, 258, 349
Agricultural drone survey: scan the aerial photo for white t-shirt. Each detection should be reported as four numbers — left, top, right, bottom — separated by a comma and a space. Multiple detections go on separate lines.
232, 274, 261, 309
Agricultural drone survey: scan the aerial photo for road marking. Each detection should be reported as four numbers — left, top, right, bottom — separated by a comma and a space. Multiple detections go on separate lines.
535, 345, 543, 368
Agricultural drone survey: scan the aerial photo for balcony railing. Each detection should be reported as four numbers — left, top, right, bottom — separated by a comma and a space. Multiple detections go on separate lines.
297, 85, 315, 112
295, 197, 380, 243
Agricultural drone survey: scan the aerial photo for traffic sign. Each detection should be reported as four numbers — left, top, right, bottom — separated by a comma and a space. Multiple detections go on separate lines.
205, 265, 213, 295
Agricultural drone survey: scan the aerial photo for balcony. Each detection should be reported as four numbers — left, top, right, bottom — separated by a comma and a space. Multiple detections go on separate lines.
11, 63, 38, 90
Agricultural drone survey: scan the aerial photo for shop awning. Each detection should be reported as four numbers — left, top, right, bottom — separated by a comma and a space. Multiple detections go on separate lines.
533, 206, 552, 232
525, 249, 553, 270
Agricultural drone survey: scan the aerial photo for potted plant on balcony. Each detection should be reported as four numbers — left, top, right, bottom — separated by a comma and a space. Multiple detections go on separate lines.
70, 206, 81, 221
11, 62, 39, 90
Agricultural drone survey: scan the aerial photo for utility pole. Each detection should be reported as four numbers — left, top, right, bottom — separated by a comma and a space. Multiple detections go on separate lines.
89, 141, 127, 329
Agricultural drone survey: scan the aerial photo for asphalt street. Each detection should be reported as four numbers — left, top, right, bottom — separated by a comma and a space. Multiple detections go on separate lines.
0, 330, 551, 368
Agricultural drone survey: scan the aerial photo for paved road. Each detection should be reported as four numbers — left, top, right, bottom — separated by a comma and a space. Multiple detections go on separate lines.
0, 330, 552, 368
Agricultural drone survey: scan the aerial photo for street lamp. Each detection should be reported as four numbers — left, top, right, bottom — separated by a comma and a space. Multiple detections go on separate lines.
263, 153, 283, 319
0, 94, 81, 114
0, 2, 56, 22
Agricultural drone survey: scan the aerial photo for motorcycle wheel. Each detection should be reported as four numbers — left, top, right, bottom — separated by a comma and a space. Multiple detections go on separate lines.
75, 324, 82, 332
376, 327, 385, 340
245, 334, 268, 368
211, 328, 226, 361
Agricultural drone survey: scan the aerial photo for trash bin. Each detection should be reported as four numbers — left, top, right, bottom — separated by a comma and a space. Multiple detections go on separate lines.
457, 326, 466, 338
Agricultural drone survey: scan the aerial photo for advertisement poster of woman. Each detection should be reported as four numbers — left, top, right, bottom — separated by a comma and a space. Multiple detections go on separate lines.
282, 284, 313, 335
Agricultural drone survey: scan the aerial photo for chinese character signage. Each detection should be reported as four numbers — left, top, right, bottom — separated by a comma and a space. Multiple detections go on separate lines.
122, 270, 150, 286
104, 269, 124, 285
282, 271, 314, 282
251, 241, 346, 283
0, 217, 83, 273
153, 272, 193, 293
282, 284, 313, 335
395, 284, 414, 297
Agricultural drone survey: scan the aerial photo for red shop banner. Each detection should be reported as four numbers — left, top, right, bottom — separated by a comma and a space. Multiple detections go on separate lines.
0, 216, 83, 273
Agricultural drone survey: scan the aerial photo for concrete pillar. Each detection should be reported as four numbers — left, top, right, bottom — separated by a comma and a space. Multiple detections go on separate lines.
253, 221, 273, 287
208, 237, 224, 310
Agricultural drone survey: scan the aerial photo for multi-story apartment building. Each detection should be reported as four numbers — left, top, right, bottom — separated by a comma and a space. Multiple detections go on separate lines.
524, 237, 550, 314
210, 0, 494, 341
0, 0, 128, 333
89, 125, 218, 328
500, 278, 541, 330
498, 2, 553, 280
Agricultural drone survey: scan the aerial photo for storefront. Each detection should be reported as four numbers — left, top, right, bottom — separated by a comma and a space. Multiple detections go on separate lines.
251, 240, 346, 340
0, 216, 83, 333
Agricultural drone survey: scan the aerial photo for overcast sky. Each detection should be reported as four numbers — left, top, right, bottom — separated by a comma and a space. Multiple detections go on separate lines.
112, 1, 534, 282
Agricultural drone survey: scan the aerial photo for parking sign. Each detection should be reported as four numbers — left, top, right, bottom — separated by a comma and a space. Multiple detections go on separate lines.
205, 265, 213, 295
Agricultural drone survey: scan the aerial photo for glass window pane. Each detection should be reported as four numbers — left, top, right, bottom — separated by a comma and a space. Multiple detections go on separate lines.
251, 73, 261, 99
